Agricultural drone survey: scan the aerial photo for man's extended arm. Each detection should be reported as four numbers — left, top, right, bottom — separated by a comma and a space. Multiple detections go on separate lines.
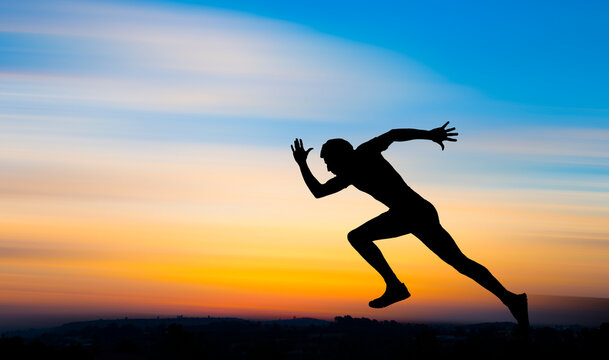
359, 122, 458, 152
291, 138, 348, 198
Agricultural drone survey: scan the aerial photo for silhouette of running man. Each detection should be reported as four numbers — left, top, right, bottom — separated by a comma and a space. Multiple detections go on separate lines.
291, 122, 529, 329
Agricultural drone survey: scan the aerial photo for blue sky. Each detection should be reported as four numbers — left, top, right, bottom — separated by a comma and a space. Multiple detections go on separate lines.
0, 0, 607, 190
0, 0, 607, 168
1, 0, 607, 151
131, 0, 609, 110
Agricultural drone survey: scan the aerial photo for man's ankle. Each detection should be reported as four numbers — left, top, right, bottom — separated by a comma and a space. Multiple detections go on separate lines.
385, 279, 403, 289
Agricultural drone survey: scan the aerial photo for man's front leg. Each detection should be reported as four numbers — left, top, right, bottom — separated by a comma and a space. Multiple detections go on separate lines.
347, 229, 410, 308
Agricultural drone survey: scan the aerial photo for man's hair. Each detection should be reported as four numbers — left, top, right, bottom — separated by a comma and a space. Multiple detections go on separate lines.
320, 138, 353, 158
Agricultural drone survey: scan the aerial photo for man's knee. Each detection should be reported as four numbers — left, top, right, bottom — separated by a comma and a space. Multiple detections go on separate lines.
347, 230, 367, 247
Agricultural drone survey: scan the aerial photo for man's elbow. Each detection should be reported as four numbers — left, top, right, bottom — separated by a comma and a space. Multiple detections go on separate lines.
312, 191, 325, 199
311, 187, 329, 199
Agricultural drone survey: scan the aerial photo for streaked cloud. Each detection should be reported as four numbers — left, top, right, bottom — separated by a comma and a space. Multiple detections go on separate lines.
0, 0, 454, 127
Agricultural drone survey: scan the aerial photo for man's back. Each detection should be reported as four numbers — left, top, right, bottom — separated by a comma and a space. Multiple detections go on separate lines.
340, 145, 424, 208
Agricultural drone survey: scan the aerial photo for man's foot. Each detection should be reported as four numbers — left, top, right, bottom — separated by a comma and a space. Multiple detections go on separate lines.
369, 282, 410, 308
506, 293, 530, 331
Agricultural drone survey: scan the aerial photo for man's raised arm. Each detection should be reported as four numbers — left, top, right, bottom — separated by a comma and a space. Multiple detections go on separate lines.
291, 138, 348, 198
359, 122, 458, 152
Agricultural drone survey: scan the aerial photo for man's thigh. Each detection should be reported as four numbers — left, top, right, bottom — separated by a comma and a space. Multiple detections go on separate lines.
349, 210, 414, 241
412, 225, 465, 263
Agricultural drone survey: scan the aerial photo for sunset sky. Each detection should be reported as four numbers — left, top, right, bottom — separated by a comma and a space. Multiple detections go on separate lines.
1, 0, 608, 329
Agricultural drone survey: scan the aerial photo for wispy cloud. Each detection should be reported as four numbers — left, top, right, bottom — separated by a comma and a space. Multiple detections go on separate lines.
0, 0, 453, 125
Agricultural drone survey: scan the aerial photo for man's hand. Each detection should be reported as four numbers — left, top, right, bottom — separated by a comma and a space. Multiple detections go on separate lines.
291, 138, 313, 165
429, 121, 458, 150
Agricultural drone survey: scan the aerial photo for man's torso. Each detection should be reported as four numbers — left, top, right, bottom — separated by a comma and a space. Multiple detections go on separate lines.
340, 149, 424, 208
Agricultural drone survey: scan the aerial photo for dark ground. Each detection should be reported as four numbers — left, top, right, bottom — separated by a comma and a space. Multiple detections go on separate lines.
2, 316, 607, 359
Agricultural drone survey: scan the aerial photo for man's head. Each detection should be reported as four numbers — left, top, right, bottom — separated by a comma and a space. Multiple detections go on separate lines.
320, 138, 354, 174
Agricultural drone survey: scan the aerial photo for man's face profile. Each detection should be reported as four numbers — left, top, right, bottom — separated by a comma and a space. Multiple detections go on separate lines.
322, 153, 352, 175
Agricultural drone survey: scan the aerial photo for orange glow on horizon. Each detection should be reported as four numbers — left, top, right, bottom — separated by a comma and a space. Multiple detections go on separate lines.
1, 138, 608, 325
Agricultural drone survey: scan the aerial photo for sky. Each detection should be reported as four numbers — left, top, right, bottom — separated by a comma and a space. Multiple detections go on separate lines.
1, 0, 608, 329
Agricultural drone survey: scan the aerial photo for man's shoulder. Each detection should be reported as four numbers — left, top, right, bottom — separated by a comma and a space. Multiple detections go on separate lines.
354, 145, 384, 158
356, 134, 391, 153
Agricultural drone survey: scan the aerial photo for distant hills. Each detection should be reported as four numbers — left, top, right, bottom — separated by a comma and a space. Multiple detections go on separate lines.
4, 316, 331, 339
1, 315, 607, 359
1, 293, 607, 334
